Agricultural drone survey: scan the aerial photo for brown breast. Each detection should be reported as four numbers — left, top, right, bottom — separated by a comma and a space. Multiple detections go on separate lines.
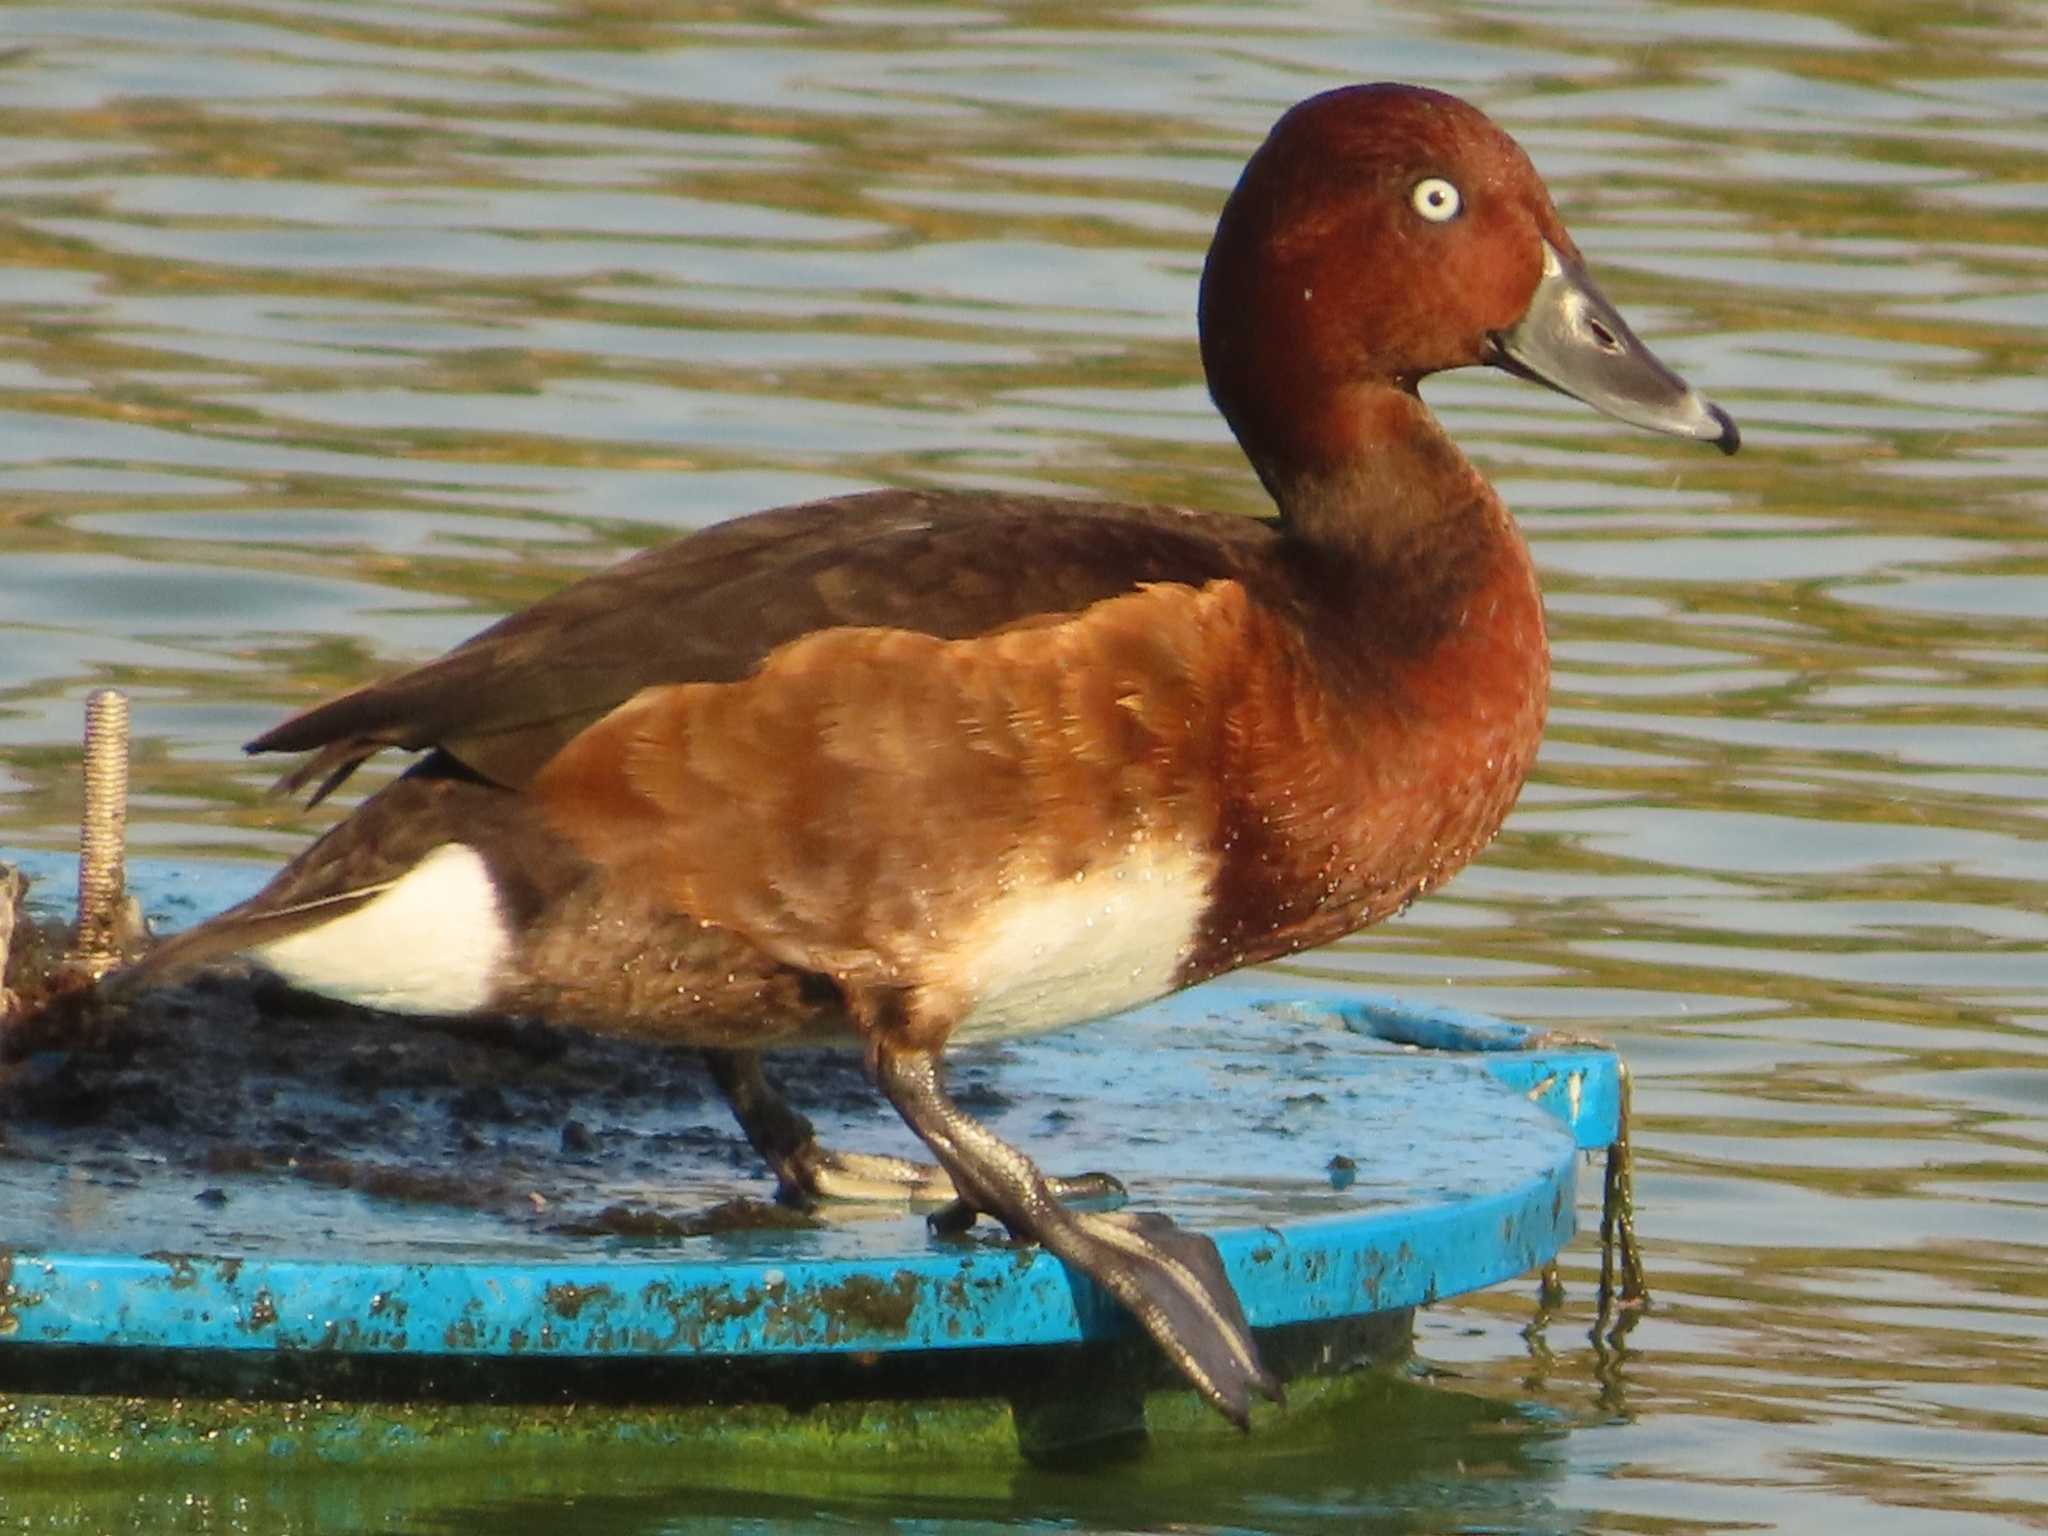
1184, 510, 1548, 983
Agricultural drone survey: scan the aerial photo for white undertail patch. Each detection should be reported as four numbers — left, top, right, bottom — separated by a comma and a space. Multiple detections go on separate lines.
252, 842, 511, 1016
945, 843, 1211, 1042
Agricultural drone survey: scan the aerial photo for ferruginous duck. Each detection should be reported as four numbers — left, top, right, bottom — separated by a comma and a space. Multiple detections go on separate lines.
124, 82, 1737, 1426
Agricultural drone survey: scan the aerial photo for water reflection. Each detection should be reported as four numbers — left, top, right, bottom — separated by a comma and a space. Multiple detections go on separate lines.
1, 0, 2044, 1532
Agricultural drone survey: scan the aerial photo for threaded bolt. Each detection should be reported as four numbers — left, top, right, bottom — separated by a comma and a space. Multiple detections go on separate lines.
73, 688, 130, 976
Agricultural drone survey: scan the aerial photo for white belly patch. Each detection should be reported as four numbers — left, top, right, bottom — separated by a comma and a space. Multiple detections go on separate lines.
943, 842, 1211, 1042
252, 842, 511, 1016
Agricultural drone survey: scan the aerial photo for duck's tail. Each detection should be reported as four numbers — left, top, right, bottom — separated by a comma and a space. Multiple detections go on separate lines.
106, 883, 383, 1000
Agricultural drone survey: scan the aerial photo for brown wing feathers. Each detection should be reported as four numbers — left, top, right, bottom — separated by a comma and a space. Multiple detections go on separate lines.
247, 490, 1278, 804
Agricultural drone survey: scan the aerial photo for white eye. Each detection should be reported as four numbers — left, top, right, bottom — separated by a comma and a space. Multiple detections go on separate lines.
1411, 177, 1461, 222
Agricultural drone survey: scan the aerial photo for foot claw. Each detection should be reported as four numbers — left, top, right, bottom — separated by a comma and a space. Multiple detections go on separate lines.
1047, 1170, 1127, 1208
927, 1197, 979, 1237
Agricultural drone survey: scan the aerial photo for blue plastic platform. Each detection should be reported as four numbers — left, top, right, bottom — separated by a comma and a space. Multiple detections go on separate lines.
0, 852, 1621, 1461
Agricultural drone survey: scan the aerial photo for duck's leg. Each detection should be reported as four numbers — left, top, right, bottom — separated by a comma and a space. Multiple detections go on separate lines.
703, 1046, 955, 1204
704, 1047, 1129, 1210
870, 1038, 1281, 1429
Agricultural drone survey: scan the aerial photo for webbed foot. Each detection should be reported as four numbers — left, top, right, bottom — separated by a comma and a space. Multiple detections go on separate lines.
705, 1047, 1127, 1210
873, 1041, 1281, 1428
705, 1047, 946, 1203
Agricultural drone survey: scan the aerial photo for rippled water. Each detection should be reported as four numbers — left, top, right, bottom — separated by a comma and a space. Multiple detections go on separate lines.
2, 2, 2045, 1532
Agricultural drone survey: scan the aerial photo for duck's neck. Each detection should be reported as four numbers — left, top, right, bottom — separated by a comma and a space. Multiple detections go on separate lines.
1257, 386, 1514, 656
1259, 387, 1474, 540
1182, 385, 1548, 976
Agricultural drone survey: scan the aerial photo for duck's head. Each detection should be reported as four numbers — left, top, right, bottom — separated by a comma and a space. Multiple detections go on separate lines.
1199, 83, 1737, 504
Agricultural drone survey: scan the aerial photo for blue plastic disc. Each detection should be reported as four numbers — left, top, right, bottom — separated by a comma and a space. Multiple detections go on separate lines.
0, 853, 1619, 1392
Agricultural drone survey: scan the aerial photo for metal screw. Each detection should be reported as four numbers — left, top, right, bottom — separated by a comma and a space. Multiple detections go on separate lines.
72, 688, 130, 977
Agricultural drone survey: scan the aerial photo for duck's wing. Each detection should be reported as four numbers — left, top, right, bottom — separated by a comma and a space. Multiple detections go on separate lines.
255, 489, 1276, 802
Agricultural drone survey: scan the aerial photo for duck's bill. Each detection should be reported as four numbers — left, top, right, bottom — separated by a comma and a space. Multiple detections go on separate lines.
1490, 240, 1739, 455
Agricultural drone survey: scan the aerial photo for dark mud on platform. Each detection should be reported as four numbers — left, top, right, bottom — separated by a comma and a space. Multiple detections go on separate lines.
0, 960, 894, 1248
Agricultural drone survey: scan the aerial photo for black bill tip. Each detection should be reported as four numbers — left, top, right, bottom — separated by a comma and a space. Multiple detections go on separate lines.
1708, 401, 1741, 455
